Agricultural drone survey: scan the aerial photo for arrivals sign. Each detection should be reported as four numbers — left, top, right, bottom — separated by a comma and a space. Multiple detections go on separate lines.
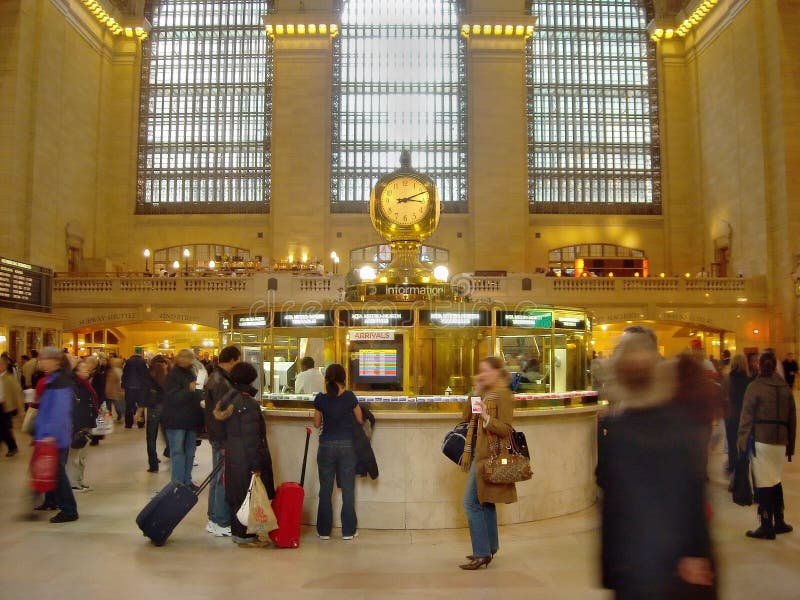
350, 330, 395, 341
0, 257, 52, 312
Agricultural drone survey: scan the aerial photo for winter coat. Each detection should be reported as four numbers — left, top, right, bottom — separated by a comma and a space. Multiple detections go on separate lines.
738, 373, 797, 458
459, 384, 517, 505
213, 386, 275, 509
353, 403, 378, 479
725, 370, 753, 420
204, 367, 234, 443
161, 365, 204, 430
35, 370, 76, 450
73, 377, 99, 432
121, 354, 150, 390
0, 370, 24, 414
597, 403, 713, 593
105, 366, 123, 401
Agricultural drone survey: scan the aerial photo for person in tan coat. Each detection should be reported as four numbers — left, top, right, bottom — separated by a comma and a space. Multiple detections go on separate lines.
458, 356, 517, 570
0, 355, 23, 456
106, 357, 124, 422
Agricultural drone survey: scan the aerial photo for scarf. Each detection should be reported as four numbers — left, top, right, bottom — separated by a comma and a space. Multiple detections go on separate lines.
459, 390, 500, 472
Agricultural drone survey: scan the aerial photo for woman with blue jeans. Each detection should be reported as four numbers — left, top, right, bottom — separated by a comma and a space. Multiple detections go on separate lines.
458, 356, 517, 570
313, 363, 363, 540
161, 349, 203, 487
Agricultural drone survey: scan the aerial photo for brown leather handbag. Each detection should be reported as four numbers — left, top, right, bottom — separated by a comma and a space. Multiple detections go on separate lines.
482, 428, 533, 484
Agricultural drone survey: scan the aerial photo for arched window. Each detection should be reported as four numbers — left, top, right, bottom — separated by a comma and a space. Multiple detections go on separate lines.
526, 0, 660, 214
137, 0, 274, 214
330, 0, 467, 212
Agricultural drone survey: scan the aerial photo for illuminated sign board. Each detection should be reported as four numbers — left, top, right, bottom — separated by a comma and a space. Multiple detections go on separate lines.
219, 315, 231, 330
350, 330, 395, 341
419, 310, 490, 327
358, 349, 398, 377
234, 315, 268, 329
496, 311, 552, 328
341, 310, 414, 327
555, 317, 586, 329
0, 257, 52, 312
273, 312, 334, 327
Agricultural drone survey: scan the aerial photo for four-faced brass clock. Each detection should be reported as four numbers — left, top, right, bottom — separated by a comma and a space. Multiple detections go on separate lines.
370, 151, 440, 243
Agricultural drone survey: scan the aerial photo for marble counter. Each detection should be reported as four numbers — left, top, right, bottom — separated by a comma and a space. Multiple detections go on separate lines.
264, 404, 603, 530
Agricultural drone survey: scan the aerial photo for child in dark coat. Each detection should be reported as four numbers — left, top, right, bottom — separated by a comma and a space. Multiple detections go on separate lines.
213, 362, 275, 546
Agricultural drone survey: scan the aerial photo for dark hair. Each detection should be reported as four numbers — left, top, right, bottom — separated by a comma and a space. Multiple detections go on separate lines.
324, 363, 347, 395
622, 325, 658, 348
230, 361, 257, 386
674, 352, 724, 423
759, 351, 777, 377
30, 350, 38, 358
300, 356, 315, 370
218, 345, 241, 364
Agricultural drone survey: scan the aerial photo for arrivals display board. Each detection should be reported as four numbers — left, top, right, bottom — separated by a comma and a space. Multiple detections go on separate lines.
0, 257, 52, 312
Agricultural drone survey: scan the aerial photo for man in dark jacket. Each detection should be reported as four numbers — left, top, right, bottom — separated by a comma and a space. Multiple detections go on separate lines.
204, 345, 240, 537
121, 348, 149, 428
34, 347, 79, 523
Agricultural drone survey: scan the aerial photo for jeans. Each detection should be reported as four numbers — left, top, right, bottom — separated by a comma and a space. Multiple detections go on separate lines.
45, 448, 78, 517
165, 429, 197, 486
146, 405, 165, 471
207, 441, 230, 527
67, 445, 88, 487
316, 439, 357, 537
463, 461, 498, 558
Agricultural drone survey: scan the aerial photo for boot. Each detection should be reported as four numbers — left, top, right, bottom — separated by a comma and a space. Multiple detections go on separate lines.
746, 487, 775, 540
773, 483, 793, 534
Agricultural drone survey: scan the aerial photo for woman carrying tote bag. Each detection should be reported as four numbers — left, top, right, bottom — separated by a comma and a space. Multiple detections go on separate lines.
457, 356, 517, 571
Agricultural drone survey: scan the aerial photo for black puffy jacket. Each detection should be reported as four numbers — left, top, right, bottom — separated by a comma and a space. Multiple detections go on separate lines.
161, 365, 203, 430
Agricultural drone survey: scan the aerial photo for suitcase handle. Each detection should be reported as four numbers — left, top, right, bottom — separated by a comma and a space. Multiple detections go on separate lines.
194, 457, 224, 496
300, 427, 311, 487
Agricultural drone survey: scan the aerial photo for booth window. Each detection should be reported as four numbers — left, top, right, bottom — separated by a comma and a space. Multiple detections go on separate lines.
330, 0, 467, 213
526, 0, 661, 214
136, 0, 274, 214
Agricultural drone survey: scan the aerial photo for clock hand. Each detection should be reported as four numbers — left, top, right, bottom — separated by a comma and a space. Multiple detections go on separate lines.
396, 191, 427, 203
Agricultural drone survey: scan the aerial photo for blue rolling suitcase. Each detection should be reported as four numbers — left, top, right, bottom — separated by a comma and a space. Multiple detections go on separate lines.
136, 460, 223, 546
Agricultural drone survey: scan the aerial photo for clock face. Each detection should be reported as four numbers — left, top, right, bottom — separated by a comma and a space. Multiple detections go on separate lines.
379, 176, 431, 226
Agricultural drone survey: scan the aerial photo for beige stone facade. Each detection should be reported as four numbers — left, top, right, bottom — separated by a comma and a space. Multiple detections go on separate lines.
1, 0, 798, 354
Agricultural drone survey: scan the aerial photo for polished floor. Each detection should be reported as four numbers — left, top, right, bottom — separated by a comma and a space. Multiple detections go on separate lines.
1, 421, 798, 600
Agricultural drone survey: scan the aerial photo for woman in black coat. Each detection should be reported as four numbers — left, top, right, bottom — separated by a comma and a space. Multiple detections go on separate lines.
161, 349, 203, 487
213, 361, 275, 546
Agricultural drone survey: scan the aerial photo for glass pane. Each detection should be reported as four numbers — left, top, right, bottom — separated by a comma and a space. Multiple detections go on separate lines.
526, 0, 661, 214
137, 0, 273, 213
331, 0, 467, 209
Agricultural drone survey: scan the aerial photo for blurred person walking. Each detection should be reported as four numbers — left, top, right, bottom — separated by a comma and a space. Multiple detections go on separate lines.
598, 330, 715, 598
0, 355, 23, 457
723, 355, 754, 476
737, 351, 797, 539
458, 356, 517, 571
106, 357, 125, 423
204, 345, 240, 537
144, 355, 171, 473
68, 359, 100, 492
33, 348, 79, 523
122, 349, 150, 428
161, 349, 204, 487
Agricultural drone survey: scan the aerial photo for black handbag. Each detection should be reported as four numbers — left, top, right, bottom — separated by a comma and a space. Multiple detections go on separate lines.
442, 421, 469, 465
732, 455, 753, 506
512, 430, 530, 459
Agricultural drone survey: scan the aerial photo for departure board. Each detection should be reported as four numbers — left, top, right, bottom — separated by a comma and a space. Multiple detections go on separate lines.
0, 257, 52, 312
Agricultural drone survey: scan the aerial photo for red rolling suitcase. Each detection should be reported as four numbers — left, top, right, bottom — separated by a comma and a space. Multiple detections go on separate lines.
269, 427, 311, 548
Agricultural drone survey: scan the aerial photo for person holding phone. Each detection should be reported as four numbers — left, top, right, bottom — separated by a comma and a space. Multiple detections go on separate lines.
458, 356, 517, 570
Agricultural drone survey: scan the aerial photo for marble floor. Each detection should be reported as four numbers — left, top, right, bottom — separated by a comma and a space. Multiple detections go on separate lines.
1, 424, 798, 600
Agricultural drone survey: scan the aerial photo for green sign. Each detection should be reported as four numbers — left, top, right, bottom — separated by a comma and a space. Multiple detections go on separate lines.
496, 310, 553, 328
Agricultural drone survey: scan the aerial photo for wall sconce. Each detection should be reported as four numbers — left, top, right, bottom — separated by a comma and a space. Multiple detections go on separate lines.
143, 248, 151, 273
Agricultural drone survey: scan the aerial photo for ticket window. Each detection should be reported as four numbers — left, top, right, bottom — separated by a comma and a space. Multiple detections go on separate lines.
495, 334, 553, 393
264, 334, 334, 393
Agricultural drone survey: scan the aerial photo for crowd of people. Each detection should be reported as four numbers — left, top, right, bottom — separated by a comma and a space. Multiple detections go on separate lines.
0, 331, 795, 594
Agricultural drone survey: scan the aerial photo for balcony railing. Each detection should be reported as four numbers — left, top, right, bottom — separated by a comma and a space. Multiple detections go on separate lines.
51, 272, 765, 310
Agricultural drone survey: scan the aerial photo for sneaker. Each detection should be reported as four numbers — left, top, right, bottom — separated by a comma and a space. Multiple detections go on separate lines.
316, 532, 331, 540
71, 486, 88, 493
50, 512, 79, 523
214, 525, 232, 537
206, 521, 217, 534
342, 532, 359, 541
